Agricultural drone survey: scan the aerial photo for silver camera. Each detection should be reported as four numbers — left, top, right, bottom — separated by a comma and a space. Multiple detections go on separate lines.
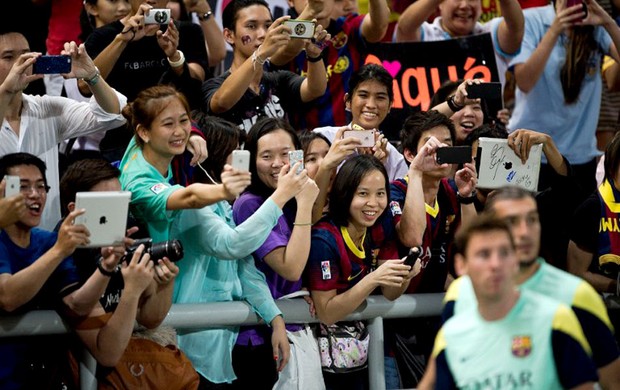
144, 8, 171, 25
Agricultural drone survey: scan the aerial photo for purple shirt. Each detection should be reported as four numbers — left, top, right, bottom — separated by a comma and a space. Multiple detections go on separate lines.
232, 192, 303, 345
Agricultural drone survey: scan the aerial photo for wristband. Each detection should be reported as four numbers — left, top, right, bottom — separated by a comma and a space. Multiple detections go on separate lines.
307, 54, 322, 63
167, 50, 185, 68
447, 95, 464, 112
197, 11, 213, 21
457, 190, 477, 204
97, 256, 120, 277
293, 222, 312, 226
81, 66, 101, 87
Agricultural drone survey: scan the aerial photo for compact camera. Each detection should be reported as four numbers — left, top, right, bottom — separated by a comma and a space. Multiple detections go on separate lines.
125, 238, 184, 263
284, 20, 315, 39
144, 8, 171, 25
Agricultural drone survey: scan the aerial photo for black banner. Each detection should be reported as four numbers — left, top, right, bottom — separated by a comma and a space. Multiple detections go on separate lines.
365, 33, 500, 141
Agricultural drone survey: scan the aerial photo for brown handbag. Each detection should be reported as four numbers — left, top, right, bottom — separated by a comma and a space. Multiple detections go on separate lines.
98, 337, 200, 390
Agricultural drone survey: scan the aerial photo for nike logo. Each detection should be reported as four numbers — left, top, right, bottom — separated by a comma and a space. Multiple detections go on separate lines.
348, 269, 364, 281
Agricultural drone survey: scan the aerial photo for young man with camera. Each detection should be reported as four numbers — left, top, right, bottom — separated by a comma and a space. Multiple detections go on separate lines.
57, 158, 199, 388
203, 0, 329, 134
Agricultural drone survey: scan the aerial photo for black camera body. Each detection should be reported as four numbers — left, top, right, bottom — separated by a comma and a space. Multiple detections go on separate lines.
125, 238, 184, 263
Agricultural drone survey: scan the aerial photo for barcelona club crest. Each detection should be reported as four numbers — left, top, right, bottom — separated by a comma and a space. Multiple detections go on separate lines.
511, 335, 532, 357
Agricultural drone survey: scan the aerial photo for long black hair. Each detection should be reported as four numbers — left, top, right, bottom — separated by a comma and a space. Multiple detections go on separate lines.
328, 155, 390, 227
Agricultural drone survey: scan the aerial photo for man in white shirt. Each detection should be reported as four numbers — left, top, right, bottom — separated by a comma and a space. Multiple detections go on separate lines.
0, 31, 127, 230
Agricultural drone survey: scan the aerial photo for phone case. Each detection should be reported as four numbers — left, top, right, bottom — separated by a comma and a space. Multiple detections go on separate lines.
288, 150, 304, 174
32, 55, 71, 74
284, 20, 315, 39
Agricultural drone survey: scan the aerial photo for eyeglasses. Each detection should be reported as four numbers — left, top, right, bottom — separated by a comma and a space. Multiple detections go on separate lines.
19, 183, 50, 195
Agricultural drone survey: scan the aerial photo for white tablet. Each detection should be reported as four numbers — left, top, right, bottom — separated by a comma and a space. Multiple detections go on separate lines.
74, 191, 131, 248
477, 137, 542, 191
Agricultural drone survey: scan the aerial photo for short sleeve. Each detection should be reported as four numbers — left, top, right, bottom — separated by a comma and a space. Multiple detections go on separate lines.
305, 228, 345, 292
202, 73, 226, 113
568, 194, 599, 253
551, 305, 599, 388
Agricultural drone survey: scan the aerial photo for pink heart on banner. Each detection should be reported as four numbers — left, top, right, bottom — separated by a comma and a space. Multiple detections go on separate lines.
382, 60, 402, 77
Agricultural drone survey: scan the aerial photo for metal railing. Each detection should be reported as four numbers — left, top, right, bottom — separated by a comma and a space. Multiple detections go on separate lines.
0, 293, 445, 390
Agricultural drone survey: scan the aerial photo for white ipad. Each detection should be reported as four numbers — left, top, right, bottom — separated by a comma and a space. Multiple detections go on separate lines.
477, 137, 542, 191
74, 191, 131, 248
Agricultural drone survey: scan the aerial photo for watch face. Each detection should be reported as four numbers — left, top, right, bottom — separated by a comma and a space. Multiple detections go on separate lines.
199, 11, 212, 20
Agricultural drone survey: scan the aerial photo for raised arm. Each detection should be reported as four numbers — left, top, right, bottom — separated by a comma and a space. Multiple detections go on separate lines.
311, 128, 361, 223
263, 179, 319, 281
395, 0, 441, 42
63, 41, 121, 114
514, 1, 583, 92
508, 129, 568, 176
496, 0, 525, 55
78, 4, 158, 96
361, 0, 391, 42
209, 16, 291, 113
183, 0, 227, 66
299, 23, 330, 102
166, 167, 250, 210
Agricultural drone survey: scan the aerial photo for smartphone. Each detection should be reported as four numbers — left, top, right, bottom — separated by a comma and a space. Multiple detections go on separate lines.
231, 150, 250, 172
32, 55, 71, 74
343, 129, 376, 148
566, 0, 588, 18
288, 150, 304, 174
283, 19, 316, 39
4, 175, 20, 197
144, 8, 171, 24
436, 146, 472, 165
466, 82, 502, 101
404, 246, 422, 267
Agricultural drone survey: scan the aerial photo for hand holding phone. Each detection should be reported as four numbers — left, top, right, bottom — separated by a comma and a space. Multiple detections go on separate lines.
404, 246, 422, 267
465, 82, 502, 101
436, 146, 472, 165
288, 150, 304, 174
283, 20, 316, 39
231, 150, 250, 172
343, 129, 376, 148
33, 55, 72, 74
4, 176, 20, 197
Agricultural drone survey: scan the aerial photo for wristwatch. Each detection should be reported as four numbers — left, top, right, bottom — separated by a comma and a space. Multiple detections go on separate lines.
197, 11, 213, 21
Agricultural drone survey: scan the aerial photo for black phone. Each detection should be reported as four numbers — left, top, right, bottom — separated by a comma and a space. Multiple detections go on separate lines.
405, 246, 422, 267
466, 82, 502, 101
436, 146, 472, 165
32, 55, 71, 74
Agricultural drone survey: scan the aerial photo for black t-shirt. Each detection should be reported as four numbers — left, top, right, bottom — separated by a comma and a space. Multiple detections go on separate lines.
85, 20, 209, 104
569, 193, 599, 255
202, 69, 304, 134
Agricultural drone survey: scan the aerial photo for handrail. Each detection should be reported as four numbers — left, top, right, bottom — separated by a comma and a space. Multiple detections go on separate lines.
0, 293, 445, 337
0, 294, 445, 390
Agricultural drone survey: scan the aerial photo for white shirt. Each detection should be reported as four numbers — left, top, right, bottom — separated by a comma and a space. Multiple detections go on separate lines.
313, 124, 408, 181
0, 91, 127, 230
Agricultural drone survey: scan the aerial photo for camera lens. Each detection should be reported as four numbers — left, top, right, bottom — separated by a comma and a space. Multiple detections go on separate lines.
150, 239, 184, 262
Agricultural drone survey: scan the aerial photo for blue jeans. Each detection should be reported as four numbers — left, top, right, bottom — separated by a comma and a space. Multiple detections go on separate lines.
384, 356, 401, 389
